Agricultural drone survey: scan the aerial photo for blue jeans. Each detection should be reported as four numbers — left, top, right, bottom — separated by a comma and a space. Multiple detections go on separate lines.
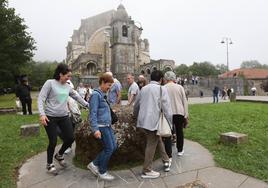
93, 126, 117, 174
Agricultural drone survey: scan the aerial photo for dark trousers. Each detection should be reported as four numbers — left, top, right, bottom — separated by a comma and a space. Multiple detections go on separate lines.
44, 116, 74, 164
163, 114, 185, 157
20, 98, 32, 115
162, 137, 172, 158
173, 114, 184, 152
213, 94, 219, 103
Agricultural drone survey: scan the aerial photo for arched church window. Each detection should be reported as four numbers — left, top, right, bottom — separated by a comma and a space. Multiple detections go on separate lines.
146, 69, 151, 75
153, 67, 157, 71
141, 70, 145, 75
122, 25, 128, 37
86, 63, 97, 75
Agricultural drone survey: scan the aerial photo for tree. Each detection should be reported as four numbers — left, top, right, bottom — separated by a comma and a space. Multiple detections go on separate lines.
240, 60, 262, 69
0, 0, 36, 88
28, 61, 58, 89
189, 61, 218, 76
215, 64, 228, 74
174, 64, 189, 76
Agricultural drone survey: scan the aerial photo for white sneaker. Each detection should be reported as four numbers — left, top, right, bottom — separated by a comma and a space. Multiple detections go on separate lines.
164, 160, 172, 172
64, 147, 72, 154
46, 164, 57, 174
141, 170, 160, 179
177, 150, 184, 156
54, 153, 67, 167
99, 172, 115, 181
87, 162, 99, 176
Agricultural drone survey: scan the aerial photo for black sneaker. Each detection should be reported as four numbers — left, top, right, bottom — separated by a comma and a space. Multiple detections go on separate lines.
54, 153, 67, 167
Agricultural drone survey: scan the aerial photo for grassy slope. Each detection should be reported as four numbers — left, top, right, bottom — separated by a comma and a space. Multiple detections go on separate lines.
185, 102, 268, 182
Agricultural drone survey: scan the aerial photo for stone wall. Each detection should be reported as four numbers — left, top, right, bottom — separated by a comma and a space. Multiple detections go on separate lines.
198, 77, 245, 95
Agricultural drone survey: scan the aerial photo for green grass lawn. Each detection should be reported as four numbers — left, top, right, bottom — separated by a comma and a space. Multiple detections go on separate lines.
0, 94, 17, 108
0, 93, 38, 109
0, 94, 268, 187
0, 114, 48, 187
185, 102, 268, 182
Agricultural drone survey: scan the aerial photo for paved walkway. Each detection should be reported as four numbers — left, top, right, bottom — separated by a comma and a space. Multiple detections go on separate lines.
236, 95, 268, 103
17, 96, 268, 188
17, 139, 268, 188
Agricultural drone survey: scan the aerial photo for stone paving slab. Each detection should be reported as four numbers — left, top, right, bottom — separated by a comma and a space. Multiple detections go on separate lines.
239, 177, 268, 188
163, 170, 198, 188
198, 167, 248, 188
17, 139, 268, 188
108, 178, 167, 188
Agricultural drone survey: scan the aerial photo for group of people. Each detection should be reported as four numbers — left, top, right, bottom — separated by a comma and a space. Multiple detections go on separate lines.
133, 70, 188, 178
213, 86, 234, 103
37, 63, 188, 181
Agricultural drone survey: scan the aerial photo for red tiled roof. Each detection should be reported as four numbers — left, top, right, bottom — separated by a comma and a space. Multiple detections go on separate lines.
219, 68, 268, 79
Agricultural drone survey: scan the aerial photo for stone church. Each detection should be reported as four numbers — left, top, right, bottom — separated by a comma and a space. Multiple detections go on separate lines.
66, 4, 174, 87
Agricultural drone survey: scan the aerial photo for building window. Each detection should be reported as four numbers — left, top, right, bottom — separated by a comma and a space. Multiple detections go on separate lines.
141, 70, 145, 75
146, 69, 151, 75
122, 25, 128, 37
86, 63, 97, 75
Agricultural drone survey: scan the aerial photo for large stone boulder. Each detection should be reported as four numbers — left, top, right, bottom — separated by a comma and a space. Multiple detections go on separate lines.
75, 105, 146, 167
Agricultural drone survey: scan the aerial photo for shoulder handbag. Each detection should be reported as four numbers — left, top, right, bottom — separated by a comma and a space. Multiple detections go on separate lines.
156, 86, 172, 137
94, 89, 118, 125
104, 96, 118, 125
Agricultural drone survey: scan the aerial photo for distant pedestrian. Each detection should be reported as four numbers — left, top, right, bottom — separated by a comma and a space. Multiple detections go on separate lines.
251, 86, 256, 96
127, 73, 139, 105
227, 88, 231, 99
106, 72, 122, 105
38, 63, 88, 174
77, 83, 87, 99
200, 90, 203, 98
84, 84, 93, 102
137, 75, 147, 90
195, 76, 199, 85
213, 86, 219, 103
221, 88, 226, 100
15, 77, 32, 115
192, 76, 195, 85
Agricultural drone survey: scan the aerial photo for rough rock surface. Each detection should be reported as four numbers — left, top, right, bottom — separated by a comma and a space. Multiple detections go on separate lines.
20, 124, 40, 137
75, 105, 146, 167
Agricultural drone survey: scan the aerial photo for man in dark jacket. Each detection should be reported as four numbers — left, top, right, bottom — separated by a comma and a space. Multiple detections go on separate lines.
15, 77, 32, 115
213, 86, 219, 103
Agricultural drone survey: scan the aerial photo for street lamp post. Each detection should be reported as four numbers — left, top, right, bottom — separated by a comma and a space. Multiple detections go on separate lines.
221, 37, 233, 71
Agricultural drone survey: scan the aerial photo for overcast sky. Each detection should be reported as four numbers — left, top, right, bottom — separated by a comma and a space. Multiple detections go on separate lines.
8, 0, 268, 69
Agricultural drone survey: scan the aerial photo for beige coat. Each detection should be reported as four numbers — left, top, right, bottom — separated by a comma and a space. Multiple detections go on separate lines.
165, 82, 188, 118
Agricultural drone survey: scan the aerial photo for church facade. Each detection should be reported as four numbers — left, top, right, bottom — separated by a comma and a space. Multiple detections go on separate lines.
66, 4, 174, 87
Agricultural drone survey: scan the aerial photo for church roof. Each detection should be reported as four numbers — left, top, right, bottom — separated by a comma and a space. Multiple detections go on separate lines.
219, 68, 268, 79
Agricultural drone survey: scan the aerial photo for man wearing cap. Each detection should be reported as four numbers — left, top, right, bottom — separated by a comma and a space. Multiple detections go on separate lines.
15, 77, 32, 115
